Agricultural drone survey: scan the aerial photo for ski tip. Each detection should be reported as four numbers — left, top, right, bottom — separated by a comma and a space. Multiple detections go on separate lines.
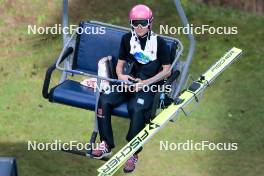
231, 47, 243, 54
231, 47, 243, 60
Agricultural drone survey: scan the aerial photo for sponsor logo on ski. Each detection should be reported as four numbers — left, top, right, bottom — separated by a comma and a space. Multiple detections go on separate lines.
149, 122, 160, 130
99, 122, 160, 174
100, 129, 150, 174
211, 50, 235, 72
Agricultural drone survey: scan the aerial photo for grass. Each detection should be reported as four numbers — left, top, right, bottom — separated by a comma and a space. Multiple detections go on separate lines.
0, 0, 264, 176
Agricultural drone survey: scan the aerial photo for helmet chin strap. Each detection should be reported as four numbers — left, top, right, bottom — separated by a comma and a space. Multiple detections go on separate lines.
131, 28, 138, 41
147, 25, 151, 40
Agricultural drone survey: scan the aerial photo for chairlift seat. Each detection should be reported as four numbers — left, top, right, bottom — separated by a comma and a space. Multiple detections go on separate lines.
47, 21, 179, 118
50, 79, 130, 117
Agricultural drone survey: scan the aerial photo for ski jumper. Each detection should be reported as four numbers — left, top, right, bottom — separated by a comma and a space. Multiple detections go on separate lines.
97, 31, 170, 151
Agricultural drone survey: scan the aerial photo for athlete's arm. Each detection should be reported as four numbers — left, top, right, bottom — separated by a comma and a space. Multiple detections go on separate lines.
141, 64, 171, 85
116, 59, 135, 81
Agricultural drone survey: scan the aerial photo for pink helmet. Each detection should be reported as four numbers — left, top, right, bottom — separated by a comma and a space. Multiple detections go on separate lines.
129, 4, 153, 21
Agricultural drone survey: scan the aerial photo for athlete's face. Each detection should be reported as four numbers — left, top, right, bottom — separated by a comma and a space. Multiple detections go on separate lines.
134, 25, 149, 36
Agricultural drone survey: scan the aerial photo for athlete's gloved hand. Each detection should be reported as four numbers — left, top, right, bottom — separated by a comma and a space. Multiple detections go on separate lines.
131, 78, 147, 92
118, 74, 135, 83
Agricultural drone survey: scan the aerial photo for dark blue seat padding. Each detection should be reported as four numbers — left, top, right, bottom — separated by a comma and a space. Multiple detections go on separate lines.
49, 21, 178, 118
73, 22, 127, 74
50, 80, 130, 118
72, 22, 178, 74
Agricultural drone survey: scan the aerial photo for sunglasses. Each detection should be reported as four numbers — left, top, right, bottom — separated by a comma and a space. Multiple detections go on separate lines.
130, 19, 150, 28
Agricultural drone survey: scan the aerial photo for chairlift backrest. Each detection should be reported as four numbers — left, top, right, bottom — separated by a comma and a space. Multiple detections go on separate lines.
72, 21, 179, 75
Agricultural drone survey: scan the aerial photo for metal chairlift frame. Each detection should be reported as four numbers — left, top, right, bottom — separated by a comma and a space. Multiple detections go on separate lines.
45, 0, 195, 158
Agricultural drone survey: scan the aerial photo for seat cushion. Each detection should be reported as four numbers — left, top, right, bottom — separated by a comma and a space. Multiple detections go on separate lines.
49, 80, 129, 118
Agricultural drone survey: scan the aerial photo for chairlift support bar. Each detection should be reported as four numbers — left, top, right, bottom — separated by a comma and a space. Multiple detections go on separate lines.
60, 0, 70, 83
172, 0, 196, 99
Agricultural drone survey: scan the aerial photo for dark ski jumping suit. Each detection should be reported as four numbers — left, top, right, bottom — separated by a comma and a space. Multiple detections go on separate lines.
97, 31, 170, 153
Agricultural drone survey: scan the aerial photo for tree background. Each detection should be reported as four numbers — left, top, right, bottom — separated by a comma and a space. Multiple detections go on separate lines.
195, 0, 264, 14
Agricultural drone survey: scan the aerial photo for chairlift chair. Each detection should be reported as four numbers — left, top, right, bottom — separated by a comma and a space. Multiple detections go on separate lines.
42, 0, 195, 158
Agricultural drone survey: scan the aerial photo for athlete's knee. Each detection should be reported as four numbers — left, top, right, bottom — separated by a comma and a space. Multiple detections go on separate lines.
130, 111, 146, 128
97, 107, 105, 118
132, 106, 145, 114
97, 99, 111, 118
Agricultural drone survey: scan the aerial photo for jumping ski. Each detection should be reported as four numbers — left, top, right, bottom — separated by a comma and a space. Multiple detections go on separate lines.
97, 47, 242, 176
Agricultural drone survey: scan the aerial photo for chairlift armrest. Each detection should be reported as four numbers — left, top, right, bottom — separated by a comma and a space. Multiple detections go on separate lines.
63, 69, 132, 85
42, 47, 74, 99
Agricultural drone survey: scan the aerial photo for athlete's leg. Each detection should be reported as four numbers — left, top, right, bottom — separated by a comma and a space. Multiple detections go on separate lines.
97, 90, 129, 148
126, 90, 155, 149
123, 90, 155, 172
